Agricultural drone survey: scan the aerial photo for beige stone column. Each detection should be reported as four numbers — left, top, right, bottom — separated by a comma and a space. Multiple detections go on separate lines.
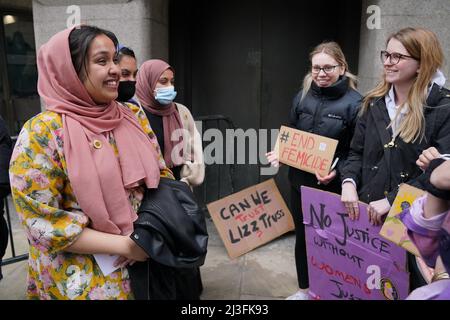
32, 0, 169, 83
358, 0, 450, 94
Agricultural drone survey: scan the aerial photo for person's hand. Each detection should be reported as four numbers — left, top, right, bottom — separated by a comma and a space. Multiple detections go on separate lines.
113, 235, 149, 267
119, 236, 149, 262
114, 256, 136, 268
367, 198, 391, 226
315, 170, 337, 185
341, 182, 359, 220
430, 160, 450, 190
416, 147, 441, 171
266, 151, 281, 168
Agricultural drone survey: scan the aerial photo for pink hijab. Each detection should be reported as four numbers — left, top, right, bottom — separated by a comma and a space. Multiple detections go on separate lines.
37, 27, 162, 235
136, 59, 184, 168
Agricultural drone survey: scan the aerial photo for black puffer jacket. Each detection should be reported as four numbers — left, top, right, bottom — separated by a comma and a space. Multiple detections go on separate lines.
288, 76, 362, 192
342, 84, 450, 204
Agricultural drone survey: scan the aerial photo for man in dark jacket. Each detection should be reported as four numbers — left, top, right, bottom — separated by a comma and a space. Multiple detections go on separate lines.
0, 117, 12, 281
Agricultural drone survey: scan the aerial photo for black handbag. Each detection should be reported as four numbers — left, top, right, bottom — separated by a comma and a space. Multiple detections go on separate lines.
131, 177, 208, 267
129, 178, 208, 300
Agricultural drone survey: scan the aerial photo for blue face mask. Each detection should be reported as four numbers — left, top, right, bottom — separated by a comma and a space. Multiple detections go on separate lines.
154, 86, 177, 105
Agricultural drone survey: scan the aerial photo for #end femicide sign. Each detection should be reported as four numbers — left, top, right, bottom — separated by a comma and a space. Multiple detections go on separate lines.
301, 186, 409, 300
277, 125, 338, 177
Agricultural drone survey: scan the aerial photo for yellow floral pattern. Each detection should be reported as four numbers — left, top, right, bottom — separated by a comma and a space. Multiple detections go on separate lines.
9, 104, 172, 300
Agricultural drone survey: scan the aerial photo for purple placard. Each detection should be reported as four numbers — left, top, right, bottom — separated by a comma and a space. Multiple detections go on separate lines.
443, 212, 450, 234
301, 186, 409, 300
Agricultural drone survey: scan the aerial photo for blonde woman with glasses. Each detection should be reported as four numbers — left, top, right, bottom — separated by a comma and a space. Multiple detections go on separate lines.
341, 27, 450, 292
266, 41, 362, 300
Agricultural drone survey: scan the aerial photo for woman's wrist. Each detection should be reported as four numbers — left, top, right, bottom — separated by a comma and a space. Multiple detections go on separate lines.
431, 271, 450, 282
113, 235, 132, 257
342, 178, 356, 189
423, 192, 450, 219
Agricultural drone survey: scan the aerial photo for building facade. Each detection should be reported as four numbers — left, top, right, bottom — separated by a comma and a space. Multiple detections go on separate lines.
0, 0, 448, 197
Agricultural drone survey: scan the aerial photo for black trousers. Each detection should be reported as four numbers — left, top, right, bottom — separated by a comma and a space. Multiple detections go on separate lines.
290, 187, 309, 289
0, 203, 7, 260
0, 203, 7, 280
129, 259, 202, 300
0, 216, 7, 259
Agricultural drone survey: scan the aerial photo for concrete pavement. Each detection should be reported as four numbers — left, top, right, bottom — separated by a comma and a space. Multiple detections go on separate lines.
200, 218, 297, 300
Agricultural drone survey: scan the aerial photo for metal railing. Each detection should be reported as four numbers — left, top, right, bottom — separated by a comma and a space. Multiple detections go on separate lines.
1, 134, 28, 267
194, 115, 237, 213
1, 195, 28, 266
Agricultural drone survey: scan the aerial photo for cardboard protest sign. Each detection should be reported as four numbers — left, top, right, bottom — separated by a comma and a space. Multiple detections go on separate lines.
207, 179, 294, 259
379, 184, 424, 257
301, 186, 409, 300
277, 125, 338, 176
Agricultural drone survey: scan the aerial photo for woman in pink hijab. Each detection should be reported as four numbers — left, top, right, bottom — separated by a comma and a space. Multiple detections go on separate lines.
9, 25, 172, 300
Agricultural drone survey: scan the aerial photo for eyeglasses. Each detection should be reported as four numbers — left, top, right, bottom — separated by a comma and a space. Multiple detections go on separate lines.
311, 65, 341, 74
380, 51, 416, 65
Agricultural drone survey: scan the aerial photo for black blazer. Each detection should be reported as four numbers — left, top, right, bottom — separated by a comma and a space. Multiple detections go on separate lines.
342, 84, 450, 204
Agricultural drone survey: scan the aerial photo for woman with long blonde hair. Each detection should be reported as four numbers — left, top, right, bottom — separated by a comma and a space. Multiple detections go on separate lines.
341, 27, 450, 291
266, 41, 362, 299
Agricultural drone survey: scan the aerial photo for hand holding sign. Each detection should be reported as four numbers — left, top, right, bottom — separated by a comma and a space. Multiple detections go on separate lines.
367, 198, 391, 226
315, 158, 339, 185
265, 150, 281, 168
316, 158, 339, 188
341, 182, 360, 220
277, 126, 338, 176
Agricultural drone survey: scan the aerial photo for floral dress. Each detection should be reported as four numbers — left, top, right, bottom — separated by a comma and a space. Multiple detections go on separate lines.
9, 103, 172, 300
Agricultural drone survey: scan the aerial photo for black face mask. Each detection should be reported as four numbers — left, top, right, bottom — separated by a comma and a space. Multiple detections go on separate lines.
117, 81, 136, 102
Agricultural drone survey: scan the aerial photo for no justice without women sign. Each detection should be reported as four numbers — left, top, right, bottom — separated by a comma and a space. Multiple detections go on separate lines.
301, 187, 409, 300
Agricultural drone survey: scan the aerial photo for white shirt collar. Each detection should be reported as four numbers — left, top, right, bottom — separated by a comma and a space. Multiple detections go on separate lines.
384, 69, 447, 137
430, 69, 447, 88
385, 85, 396, 107
385, 86, 408, 136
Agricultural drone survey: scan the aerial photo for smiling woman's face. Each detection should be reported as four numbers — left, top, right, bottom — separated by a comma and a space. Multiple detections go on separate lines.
383, 38, 420, 87
311, 52, 344, 88
82, 34, 121, 104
